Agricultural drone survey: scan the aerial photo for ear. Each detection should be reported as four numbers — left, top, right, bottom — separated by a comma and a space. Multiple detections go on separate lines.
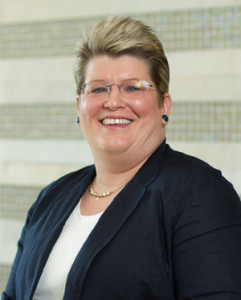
161, 92, 172, 124
76, 95, 80, 110
76, 95, 81, 126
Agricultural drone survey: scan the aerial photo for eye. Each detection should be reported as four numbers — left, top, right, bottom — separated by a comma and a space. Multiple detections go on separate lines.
125, 85, 141, 92
91, 86, 108, 94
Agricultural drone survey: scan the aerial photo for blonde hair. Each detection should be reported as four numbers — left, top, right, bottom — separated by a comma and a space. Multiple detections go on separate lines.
74, 16, 169, 105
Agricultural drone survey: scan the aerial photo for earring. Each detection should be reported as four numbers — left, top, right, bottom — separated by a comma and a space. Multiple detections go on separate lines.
162, 114, 169, 122
76, 116, 80, 124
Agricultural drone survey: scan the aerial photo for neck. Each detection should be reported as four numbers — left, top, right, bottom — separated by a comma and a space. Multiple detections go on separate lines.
95, 161, 143, 191
90, 138, 164, 190
91, 148, 154, 192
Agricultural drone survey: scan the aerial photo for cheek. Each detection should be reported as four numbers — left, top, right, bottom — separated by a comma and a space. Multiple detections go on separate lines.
79, 100, 103, 131
79, 99, 96, 118
79, 97, 88, 111
129, 98, 159, 117
78, 100, 90, 127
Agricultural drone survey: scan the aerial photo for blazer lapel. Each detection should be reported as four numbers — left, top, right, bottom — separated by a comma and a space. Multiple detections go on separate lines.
64, 141, 167, 298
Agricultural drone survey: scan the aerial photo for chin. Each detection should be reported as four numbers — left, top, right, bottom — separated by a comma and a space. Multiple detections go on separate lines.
97, 139, 130, 154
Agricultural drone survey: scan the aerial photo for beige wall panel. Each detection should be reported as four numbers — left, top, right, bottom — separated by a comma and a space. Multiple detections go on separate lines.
1, 50, 241, 104
168, 50, 241, 101
0, 218, 24, 264
0, 57, 76, 104
0, 0, 239, 24
0, 140, 240, 195
3, 162, 82, 187
168, 50, 241, 77
0, 140, 94, 185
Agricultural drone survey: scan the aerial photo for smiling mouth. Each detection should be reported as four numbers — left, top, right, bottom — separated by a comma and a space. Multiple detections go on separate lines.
101, 119, 132, 125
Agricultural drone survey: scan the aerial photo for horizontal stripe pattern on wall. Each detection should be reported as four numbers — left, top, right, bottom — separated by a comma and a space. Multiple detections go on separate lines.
0, 103, 84, 139
0, 264, 11, 294
168, 101, 241, 142
0, 184, 42, 219
0, 101, 240, 141
0, 6, 240, 59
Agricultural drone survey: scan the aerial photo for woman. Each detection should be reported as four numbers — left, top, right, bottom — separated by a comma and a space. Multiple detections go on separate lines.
2, 16, 241, 300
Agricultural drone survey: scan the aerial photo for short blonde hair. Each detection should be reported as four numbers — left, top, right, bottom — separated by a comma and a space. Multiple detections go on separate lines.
74, 16, 169, 105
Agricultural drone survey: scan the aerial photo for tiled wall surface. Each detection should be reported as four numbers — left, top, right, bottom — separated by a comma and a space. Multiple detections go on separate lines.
169, 101, 241, 142
1, 4, 241, 294
0, 6, 240, 59
0, 103, 83, 139
0, 264, 11, 294
0, 101, 240, 141
0, 184, 41, 220
0, 185, 42, 290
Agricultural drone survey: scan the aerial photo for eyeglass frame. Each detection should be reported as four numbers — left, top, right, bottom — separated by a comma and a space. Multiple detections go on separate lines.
77, 79, 157, 99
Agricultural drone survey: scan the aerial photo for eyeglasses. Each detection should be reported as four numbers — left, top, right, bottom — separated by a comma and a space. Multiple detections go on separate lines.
79, 79, 155, 100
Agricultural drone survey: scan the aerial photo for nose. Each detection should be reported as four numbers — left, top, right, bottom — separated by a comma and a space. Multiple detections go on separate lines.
103, 84, 124, 110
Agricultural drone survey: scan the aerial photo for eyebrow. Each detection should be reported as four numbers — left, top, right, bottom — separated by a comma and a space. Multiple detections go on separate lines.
86, 78, 141, 84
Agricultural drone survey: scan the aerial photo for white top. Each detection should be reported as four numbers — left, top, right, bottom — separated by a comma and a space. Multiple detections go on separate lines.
33, 201, 103, 300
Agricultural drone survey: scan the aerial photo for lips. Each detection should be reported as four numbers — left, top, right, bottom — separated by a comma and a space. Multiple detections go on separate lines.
101, 118, 132, 125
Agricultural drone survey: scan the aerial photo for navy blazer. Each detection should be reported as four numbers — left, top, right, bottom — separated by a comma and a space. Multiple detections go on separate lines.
2, 141, 241, 299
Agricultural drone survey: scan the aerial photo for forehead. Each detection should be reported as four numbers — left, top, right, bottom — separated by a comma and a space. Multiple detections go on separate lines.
84, 55, 151, 83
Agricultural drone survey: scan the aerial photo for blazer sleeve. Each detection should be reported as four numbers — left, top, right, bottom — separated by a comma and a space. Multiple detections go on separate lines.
172, 169, 241, 299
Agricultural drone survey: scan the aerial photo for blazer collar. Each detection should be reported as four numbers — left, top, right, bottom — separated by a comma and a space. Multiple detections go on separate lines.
64, 140, 167, 298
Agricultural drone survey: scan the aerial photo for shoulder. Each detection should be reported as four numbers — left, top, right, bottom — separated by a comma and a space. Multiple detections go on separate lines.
152, 143, 240, 210
40, 164, 95, 197
27, 165, 95, 218
161, 144, 238, 195
161, 144, 240, 218
162, 144, 221, 178
155, 144, 223, 193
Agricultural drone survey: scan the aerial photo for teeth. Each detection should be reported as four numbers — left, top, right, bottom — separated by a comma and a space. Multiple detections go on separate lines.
102, 119, 132, 125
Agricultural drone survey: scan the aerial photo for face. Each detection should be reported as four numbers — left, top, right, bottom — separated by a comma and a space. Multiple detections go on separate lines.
76, 55, 171, 161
